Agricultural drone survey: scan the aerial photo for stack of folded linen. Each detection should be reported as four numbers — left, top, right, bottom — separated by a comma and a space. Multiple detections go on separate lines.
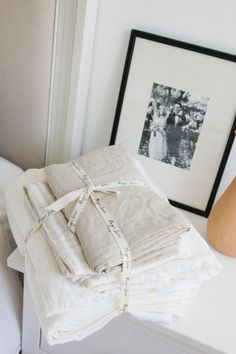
4, 144, 221, 345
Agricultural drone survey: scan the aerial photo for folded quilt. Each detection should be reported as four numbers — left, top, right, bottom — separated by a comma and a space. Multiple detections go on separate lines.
44, 144, 190, 273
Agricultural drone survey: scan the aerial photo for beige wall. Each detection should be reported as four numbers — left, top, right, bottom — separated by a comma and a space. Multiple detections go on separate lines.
0, 0, 55, 169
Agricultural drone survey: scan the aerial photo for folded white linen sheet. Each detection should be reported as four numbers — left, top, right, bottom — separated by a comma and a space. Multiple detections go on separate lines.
5, 168, 45, 255
44, 145, 190, 273
25, 217, 203, 344
4, 167, 221, 345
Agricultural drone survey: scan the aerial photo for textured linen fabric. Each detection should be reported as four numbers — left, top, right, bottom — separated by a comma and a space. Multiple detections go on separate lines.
24, 198, 219, 344
4, 163, 221, 345
4, 168, 45, 255
25, 181, 189, 280
45, 144, 190, 273
25, 181, 94, 282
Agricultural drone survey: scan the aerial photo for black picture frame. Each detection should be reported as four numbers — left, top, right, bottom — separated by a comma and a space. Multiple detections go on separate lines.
110, 29, 236, 217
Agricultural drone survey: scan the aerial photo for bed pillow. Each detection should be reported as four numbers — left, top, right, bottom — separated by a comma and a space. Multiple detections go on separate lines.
0, 157, 23, 216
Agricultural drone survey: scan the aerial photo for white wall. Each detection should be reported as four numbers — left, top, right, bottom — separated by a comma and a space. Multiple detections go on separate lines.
82, 0, 236, 227
83, 0, 236, 154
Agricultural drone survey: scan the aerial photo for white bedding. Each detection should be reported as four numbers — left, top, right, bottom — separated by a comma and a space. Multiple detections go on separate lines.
0, 157, 23, 354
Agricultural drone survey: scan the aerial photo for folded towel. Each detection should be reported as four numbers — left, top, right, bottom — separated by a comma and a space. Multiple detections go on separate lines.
45, 144, 190, 273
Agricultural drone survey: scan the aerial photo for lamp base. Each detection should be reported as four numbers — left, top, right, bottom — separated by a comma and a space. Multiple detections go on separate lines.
207, 177, 236, 257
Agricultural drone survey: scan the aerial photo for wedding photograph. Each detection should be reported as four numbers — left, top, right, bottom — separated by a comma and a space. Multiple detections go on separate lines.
138, 83, 209, 170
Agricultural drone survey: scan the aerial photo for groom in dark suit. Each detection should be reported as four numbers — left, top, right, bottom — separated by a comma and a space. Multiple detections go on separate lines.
166, 104, 186, 162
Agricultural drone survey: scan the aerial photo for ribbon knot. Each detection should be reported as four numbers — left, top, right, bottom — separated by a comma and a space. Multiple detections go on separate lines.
67, 185, 120, 233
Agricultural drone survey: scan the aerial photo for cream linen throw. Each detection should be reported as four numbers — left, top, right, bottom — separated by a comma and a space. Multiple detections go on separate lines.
44, 144, 190, 273
24, 181, 192, 283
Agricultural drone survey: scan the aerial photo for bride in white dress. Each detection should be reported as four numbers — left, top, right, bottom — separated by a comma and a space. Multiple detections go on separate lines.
148, 104, 168, 161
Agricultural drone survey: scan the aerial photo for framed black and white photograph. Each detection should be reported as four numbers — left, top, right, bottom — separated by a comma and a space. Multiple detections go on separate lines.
110, 29, 236, 217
